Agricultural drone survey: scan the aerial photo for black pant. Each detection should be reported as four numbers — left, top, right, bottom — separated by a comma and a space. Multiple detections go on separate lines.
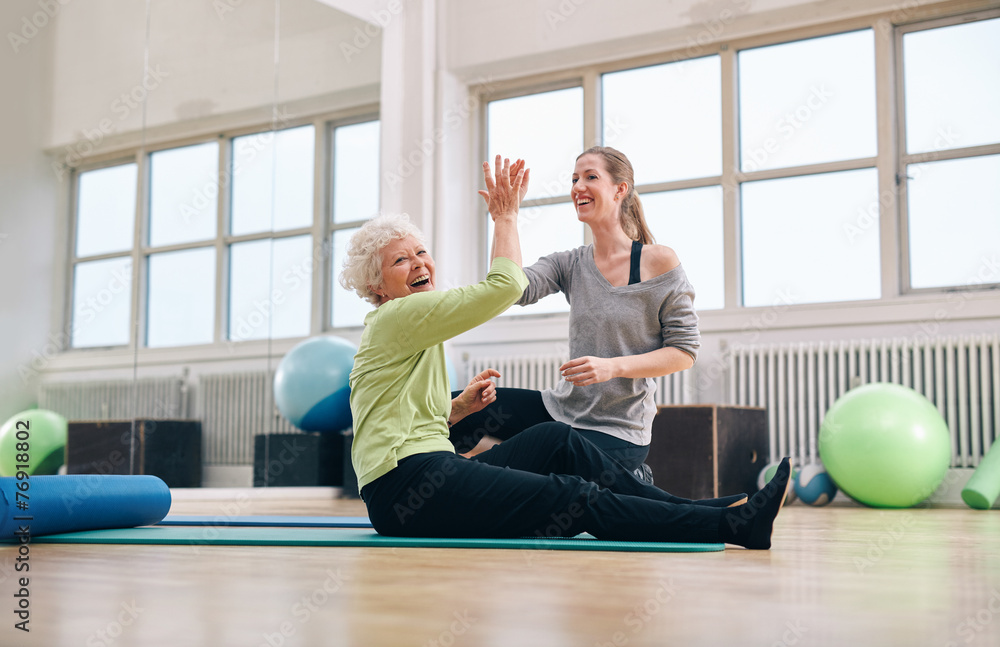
361, 423, 723, 543
448, 387, 650, 471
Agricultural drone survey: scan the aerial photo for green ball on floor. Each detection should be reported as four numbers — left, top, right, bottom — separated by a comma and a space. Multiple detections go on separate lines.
0, 409, 68, 476
819, 383, 950, 508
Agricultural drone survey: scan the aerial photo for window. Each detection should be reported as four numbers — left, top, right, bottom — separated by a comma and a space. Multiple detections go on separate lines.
741, 169, 880, 307
68, 115, 380, 351
484, 8, 1000, 317
70, 164, 137, 348
486, 87, 584, 315
603, 56, 721, 184
901, 16, 1000, 291
643, 187, 725, 311
738, 30, 879, 306
603, 56, 724, 310
330, 119, 381, 328
227, 125, 316, 342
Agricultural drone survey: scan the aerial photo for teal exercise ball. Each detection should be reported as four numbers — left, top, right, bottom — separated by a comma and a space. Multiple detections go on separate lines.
0, 409, 68, 477
818, 383, 950, 508
274, 336, 357, 433
794, 463, 838, 506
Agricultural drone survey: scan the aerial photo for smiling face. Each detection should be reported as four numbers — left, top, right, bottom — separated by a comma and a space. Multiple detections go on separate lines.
374, 235, 436, 304
571, 154, 628, 224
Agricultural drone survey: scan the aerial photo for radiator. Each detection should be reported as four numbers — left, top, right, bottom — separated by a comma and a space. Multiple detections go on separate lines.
729, 334, 1000, 469
465, 354, 691, 405
38, 376, 188, 421
198, 371, 298, 465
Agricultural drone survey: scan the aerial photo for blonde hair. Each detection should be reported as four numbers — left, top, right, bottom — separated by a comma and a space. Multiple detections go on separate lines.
577, 146, 654, 245
339, 213, 426, 306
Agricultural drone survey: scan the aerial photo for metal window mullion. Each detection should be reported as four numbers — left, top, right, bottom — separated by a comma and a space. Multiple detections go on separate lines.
65, 170, 82, 349
903, 142, 1000, 166
141, 240, 221, 256
313, 118, 329, 335
223, 227, 313, 246
583, 68, 600, 246
635, 175, 724, 196
721, 44, 741, 309
131, 149, 150, 353
894, 20, 913, 296
875, 17, 900, 301
736, 157, 876, 184
215, 135, 231, 345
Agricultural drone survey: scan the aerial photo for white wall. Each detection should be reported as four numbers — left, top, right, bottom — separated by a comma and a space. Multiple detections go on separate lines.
0, 0, 63, 424
46, 0, 381, 152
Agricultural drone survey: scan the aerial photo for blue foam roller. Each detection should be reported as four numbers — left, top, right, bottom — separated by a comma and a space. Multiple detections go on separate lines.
0, 475, 171, 540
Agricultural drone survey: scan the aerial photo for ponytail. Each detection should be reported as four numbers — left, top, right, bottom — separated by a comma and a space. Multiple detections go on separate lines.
621, 189, 654, 245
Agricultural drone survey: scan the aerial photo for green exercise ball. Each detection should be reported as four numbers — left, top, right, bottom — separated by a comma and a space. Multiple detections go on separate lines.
818, 383, 950, 508
0, 409, 68, 477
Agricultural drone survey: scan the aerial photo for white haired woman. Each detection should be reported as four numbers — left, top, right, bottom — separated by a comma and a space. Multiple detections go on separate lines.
340, 156, 789, 547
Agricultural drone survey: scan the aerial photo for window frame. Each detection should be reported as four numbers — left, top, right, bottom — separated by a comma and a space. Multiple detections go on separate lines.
63, 106, 380, 357
894, 8, 1000, 296
475, 8, 1000, 326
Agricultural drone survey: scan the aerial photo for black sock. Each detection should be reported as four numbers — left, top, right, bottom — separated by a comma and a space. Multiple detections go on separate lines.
717, 457, 791, 549
694, 493, 748, 508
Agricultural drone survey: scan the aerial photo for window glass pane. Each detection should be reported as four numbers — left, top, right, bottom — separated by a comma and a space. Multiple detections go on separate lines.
603, 57, 721, 184
332, 227, 371, 328
903, 17, 1000, 154
231, 126, 315, 235
739, 30, 876, 172
643, 187, 724, 310
333, 121, 380, 224
149, 142, 219, 247
741, 168, 880, 307
71, 257, 132, 348
490, 203, 583, 316
76, 165, 137, 257
147, 247, 216, 347
908, 154, 1000, 289
488, 88, 583, 202
229, 236, 312, 342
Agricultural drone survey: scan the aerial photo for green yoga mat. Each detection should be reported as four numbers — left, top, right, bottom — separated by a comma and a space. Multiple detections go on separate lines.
33, 526, 724, 552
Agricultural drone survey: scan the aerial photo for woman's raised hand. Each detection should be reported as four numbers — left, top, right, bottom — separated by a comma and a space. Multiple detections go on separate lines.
478, 155, 529, 222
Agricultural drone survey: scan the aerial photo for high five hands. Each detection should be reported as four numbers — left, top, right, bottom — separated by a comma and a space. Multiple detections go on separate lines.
478, 156, 530, 220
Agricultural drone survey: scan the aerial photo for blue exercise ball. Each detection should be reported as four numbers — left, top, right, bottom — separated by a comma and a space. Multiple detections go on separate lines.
274, 336, 357, 432
794, 463, 838, 506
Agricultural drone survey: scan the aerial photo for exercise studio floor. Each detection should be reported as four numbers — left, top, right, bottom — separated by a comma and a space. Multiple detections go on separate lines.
4, 494, 999, 647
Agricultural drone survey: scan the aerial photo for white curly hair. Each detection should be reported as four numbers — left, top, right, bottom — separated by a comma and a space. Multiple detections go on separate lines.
339, 213, 426, 306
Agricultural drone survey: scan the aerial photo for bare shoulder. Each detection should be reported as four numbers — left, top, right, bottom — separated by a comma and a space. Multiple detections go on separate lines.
644, 244, 681, 277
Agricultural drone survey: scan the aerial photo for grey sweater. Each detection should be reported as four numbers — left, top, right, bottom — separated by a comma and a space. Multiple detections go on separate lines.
517, 244, 700, 446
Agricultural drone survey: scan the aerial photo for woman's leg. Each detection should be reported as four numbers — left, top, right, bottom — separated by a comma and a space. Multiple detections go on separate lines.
447, 387, 553, 453
472, 422, 742, 507
572, 428, 649, 471
361, 450, 790, 548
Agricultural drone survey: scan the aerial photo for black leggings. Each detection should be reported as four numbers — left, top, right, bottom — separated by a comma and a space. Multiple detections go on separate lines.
448, 388, 650, 471
361, 423, 724, 543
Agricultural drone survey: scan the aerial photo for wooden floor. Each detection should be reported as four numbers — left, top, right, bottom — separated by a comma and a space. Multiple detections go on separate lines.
4, 494, 1000, 647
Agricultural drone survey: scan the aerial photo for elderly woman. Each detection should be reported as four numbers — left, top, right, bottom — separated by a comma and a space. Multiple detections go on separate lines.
339, 156, 789, 548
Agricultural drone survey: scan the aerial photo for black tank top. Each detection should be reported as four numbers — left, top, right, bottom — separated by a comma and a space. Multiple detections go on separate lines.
628, 240, 642, 285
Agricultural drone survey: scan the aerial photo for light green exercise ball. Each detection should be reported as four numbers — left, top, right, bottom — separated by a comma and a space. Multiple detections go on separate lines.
818, 383, 950, 508
0, 409, 68, 477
